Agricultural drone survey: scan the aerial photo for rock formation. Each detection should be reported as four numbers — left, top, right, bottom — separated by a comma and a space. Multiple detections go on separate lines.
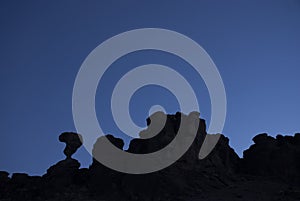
42, 132, 83, 197
242, 133, 300, 183
59, 132, 83, 159
0, 112, 299, 201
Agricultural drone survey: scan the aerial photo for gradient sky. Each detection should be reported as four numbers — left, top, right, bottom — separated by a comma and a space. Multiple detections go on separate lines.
1, 0, 300, 176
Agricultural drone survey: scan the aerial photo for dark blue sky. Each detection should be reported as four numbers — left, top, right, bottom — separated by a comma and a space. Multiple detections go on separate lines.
1, 1, 299, 176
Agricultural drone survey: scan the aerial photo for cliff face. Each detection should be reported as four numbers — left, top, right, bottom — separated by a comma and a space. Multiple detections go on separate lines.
0, 112, 299, 201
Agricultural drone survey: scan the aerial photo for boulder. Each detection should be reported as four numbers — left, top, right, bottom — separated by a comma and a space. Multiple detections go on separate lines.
59, 132, 83, 159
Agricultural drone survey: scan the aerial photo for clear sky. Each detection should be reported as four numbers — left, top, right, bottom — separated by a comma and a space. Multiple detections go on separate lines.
1, 0, 299, 176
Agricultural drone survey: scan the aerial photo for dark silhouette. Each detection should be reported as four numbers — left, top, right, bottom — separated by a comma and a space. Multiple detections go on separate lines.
0, 112, 299, 201
59, 132, 83, 159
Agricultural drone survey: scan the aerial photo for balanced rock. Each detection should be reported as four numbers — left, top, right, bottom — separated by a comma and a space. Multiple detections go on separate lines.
42, 132, 83, 192
59, 132, 83, 159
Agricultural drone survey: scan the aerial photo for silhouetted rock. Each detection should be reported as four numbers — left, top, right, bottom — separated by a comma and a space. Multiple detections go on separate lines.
0, 112, 299, 201
59, 132, 83, 159
42, 159, 81, 195
0, 173, 43, 201
40, 132, 83, 198
108, 112, 240, 201
88, 135, 125, 197
198, 135, 240, 179
252, 133, 275, 144
120, 112, 204, 200
0, 171, 9, 185
242, 133, 300, 184
0, 171, 10, 199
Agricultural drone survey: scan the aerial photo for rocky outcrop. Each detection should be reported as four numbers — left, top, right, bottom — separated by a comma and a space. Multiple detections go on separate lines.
242, 133, 300, 183
0, 171, 10, 199
88, 135, 125, 198
120, 112, 240, 200
59, 132, 83, 159
40, 133, 83, 198
0, 112, 299, 201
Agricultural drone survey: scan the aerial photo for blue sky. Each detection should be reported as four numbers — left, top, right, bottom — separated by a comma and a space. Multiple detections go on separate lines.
0, 0, 299, 176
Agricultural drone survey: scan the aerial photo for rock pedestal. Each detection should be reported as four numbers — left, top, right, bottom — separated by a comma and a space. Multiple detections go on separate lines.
42, 132, 83, 193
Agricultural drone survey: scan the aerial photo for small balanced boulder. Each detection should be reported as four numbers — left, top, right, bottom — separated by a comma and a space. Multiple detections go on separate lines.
59, 132, 83, 159
43, 132, 83, 190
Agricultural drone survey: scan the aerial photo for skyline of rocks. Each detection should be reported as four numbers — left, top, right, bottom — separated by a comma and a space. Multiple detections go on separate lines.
0, 112, 299, 201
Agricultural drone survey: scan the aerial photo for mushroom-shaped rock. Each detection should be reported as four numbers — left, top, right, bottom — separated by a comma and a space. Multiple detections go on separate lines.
59, 132, 83, 158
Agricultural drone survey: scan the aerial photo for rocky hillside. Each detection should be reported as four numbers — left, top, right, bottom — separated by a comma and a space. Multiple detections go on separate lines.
0, 112, 299, 201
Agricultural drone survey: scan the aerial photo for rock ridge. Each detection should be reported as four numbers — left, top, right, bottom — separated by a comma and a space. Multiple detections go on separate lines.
0, 112, 299, 201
